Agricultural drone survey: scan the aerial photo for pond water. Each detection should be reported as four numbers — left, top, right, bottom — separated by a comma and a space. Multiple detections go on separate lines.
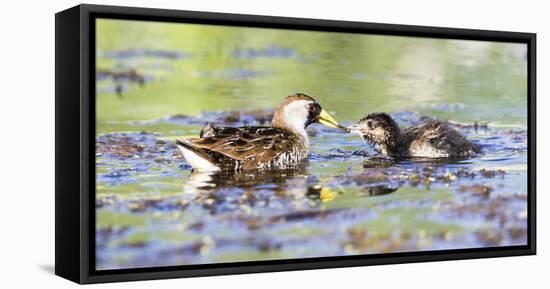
95, 19, 528, 270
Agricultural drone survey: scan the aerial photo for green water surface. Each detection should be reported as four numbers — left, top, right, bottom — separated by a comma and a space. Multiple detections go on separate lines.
95, 19, 528, 270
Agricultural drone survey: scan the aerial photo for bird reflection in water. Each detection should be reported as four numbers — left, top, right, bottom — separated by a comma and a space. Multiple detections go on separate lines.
184, 165, 308, 193
182, 161, 401, 214
181, 165, 323, 213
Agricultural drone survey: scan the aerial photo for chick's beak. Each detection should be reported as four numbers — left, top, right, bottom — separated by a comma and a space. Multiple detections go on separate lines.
347, 124, 365, 135
318, 109, 350, 132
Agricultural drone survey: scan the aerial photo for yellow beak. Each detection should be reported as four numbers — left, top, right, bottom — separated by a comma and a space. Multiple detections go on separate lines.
318, 109, 350, 132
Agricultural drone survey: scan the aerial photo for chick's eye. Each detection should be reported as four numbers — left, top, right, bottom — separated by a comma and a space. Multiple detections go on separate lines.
366, 120, 375, 129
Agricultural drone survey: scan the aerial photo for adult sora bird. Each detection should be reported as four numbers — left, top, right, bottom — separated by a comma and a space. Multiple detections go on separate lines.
349, 112, 480, 158
176, 93, 348, 171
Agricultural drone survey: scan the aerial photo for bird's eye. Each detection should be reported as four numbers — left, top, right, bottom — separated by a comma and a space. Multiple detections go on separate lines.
366, 120, 374, 129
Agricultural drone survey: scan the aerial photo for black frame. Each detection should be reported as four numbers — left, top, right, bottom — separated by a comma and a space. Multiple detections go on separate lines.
55, 4, 536, 284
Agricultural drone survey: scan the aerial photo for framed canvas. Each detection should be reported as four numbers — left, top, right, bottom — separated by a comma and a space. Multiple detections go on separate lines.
55, 4, 536, 284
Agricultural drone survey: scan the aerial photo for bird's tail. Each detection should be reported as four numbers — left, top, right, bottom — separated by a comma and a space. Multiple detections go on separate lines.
175, 139, 220, 171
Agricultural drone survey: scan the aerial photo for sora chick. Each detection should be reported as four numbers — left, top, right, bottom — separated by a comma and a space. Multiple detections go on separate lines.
349, 113, 480, 158
176, 93, 348, 171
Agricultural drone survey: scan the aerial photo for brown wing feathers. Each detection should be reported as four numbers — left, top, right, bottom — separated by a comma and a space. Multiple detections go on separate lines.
182, 126, 305, 169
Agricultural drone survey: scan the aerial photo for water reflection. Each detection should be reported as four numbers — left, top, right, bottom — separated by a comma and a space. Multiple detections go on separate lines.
184, 166, 308, 192
363, 185, 399, 196
182, 166, 312, 213
94, 20, 528, 269
183, 162, 403, 209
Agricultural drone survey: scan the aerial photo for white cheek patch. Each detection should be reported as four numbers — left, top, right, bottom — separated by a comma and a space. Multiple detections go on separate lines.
284, 100, 310, 124
283, 100, 312, 139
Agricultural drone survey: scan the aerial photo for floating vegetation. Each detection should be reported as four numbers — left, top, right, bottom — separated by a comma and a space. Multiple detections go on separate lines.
458, 184, 493, 197
96, 68, 152, 96
99, 48, 189, 60
231, 44, 298, 59
163, 108, 276, 127
96, 68, 147, 84
95, 109, 528, 269
194, 69, 271, 80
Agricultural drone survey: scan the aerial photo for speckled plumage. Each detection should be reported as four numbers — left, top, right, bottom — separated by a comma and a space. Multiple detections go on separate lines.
177, 93, 346, 171
351, 113, 480, 158
178, 126, 307, 171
